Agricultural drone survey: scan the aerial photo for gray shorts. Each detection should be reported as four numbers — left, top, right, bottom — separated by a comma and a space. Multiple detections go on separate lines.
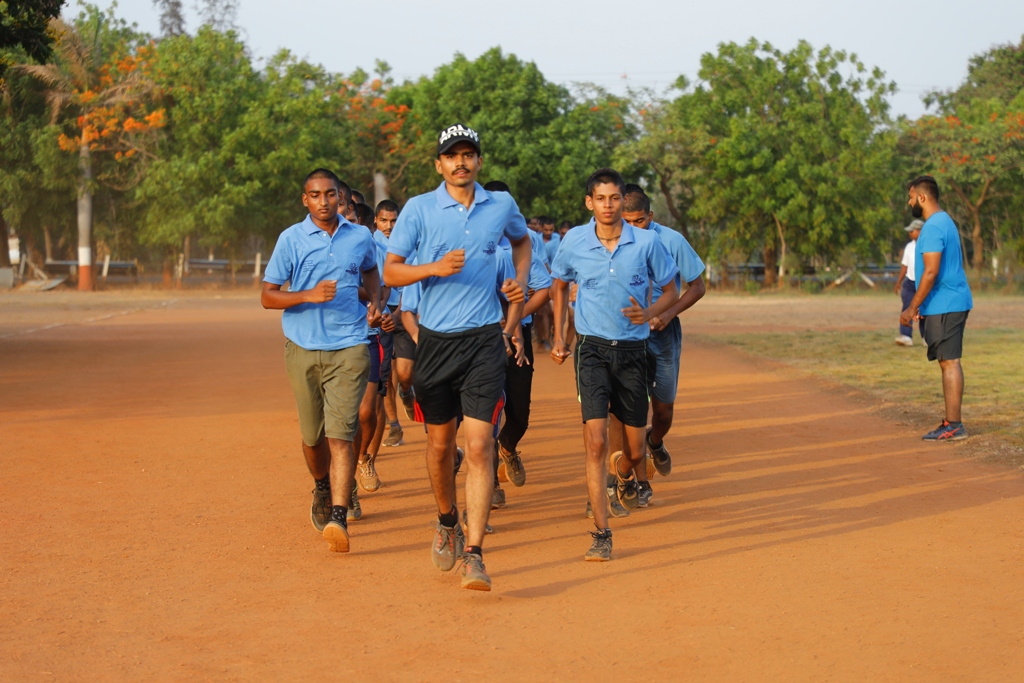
284, 340, 370, 445
923, 311, 969, 362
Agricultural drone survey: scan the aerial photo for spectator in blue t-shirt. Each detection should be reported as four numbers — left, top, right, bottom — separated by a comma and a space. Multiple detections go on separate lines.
900, 175, 973, 442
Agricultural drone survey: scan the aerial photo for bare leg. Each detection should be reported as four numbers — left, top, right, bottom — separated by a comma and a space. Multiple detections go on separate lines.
425, 419, 458, 515
383, 367, 399, 425
461, 417, 496, 547
327, 437, 357, 506
302, 438, 331, 480
650, 399, 674, 445
356, 381, 377, 463
584, 419, 610, 530
369, 395, 386, 457
939, 358, 964, 422
395, 358, 414, 395
622, 425, 647, 471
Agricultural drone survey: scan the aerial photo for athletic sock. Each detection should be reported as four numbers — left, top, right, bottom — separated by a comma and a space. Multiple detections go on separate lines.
330, 505, 347, 522
439, 507, 458, 528
314, 475, 331, 492
465, 545, 482, 557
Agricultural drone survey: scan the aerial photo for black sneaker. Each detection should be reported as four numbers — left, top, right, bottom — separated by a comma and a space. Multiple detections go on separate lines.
637, 481, 653, 508
323, 511, 349, 553
311, 487, 331, 532
347, 485, 362, 521
400, 387, 416, 421
585, 528, 613, 561
647, 427, 672, 476
922, 420, 967, 441
453, 447, 465, 476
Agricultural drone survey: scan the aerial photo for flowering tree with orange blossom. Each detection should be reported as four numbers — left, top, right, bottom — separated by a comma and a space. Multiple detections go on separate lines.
15, 10, 164, 289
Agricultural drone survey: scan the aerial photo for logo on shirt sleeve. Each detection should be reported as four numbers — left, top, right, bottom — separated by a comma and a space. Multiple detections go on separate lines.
346, 262, 359, 275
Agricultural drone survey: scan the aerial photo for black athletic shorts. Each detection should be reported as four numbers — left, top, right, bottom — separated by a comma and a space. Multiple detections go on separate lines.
378, 330, 393, 396
389, 304, 416, 360
413, 323, 507, 425
574, 335, 654, 428
923, 310, 968, 362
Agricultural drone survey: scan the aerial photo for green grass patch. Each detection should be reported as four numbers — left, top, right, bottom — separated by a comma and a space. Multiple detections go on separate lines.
703, 327, 1024, 448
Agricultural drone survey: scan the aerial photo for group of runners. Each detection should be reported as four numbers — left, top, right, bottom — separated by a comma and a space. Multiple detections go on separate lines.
261, 123, 706, 591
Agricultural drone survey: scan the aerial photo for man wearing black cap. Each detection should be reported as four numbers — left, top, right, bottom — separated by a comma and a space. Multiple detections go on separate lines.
384, 124, 532, 591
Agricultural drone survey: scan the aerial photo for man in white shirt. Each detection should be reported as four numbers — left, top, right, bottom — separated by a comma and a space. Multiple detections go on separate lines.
894, 219, 924, 346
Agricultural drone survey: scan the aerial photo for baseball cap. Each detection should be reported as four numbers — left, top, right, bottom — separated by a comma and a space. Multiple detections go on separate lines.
904, 219, 924, 232
437, 123, 481, 156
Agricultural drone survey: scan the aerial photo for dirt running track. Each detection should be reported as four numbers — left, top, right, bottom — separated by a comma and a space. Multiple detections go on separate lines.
2, 294, 1023, 682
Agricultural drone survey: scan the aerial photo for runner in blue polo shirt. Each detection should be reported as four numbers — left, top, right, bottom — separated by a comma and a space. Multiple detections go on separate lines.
372, 200, 408, 450
618, 185, 706, 507
384, 124, 532, 591
261, 169, 382, 555
900, 175, 973, 441
550, 168, 679, 562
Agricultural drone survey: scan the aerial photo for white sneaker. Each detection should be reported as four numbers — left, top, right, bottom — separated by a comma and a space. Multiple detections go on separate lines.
894, 335, 913, 347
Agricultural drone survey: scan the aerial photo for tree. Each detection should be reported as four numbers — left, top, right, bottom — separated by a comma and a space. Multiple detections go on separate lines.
195, 0, 236, 32
14, 7, 164, 289
152, 0, 186, 38
665, 39, 896, 286
0, 0, 65, 80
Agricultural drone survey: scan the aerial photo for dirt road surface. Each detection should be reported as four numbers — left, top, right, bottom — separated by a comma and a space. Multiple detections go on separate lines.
3, 292, 1023, 681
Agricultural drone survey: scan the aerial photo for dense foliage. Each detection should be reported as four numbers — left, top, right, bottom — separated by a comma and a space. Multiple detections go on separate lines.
1, 4, 1022, 285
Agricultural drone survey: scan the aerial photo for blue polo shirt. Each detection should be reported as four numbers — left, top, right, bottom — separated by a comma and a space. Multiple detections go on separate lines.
500, 236, 552, 325
400, 251, 518, 316
372, 230, 402, 307
388, 182, 529, 333
551, 219, 678, 342
361, 240, 390, 338
529, 230, 550, 268
915, 211, 973, 315
543, 232, 560, 265
650, 222, 705, 299
264, 214, 377, 351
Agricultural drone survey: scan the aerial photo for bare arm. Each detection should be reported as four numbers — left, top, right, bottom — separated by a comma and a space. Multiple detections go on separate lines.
401, 310, 420, 345
650, 276, 705, 330
523, 287, 550, 318
384, 251, 464, 288
550, 279, 571, 364
622, 280, 680, 325
261, 280, 335, 309
901, 252, 940, 325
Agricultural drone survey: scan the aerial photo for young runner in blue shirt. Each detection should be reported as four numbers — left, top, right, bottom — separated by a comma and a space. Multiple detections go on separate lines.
261, 169, 382, 555
900, 175, 973, 441
550, 168, 679, 561
384, 124, 532, 591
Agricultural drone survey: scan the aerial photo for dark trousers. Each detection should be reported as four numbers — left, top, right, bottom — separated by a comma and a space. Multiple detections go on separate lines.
498, 323, 535, 453
899, 279, 925, 339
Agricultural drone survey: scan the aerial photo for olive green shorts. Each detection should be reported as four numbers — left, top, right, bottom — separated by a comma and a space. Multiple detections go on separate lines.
284, 340, 370, 445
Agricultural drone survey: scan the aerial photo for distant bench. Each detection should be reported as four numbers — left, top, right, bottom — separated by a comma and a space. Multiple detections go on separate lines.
45, 258, 138, 282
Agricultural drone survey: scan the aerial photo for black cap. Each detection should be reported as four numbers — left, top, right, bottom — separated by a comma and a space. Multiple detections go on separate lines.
437, 123, 481, 156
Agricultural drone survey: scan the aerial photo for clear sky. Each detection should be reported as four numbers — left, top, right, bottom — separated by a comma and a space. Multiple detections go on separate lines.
91, 0, 1024, 119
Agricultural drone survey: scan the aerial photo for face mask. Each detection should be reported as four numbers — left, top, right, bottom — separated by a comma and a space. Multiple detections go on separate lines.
911, 201, 923, 219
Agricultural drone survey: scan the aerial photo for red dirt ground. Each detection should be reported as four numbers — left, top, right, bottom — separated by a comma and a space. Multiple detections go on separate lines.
2, 292, 1023, 681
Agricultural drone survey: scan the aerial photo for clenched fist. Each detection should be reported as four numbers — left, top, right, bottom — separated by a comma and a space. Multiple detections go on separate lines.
433, 249, 465, 277
307, 280, 337, 303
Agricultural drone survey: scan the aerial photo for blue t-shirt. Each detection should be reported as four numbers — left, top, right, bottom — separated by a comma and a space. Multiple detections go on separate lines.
543, 232, 560, 265
500, 236, 552, 325
650, 222, 705, 299
387, 182, 528, 333
264, 215, 377, 351
915, 211, 973, 315
551, 219, 678, 342
529, 230, 550, 269
373, 230, 402, 307
401, 251, 518, 316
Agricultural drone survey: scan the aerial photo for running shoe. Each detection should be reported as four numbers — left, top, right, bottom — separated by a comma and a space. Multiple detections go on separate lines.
431, 521, 465, 572
491, 484, 506, 510
323, 513, 349, 553
586, 482, 630, 518
399, 388, 416, 421
383, 425, 404, 447
458, 552, 492, 591
922, 420, 967, 441
357, 457, 381, 492
894, 335, 914, 347
637, 481, 653, 508
347, 485, 362, 521
610, 451, 640, 510
453, 447, 465, 476
311, 487, 331, 532
585, 528, 613, 562
647, 427, 672, 477
497, 443, 526, 487
462, 509, 493, 535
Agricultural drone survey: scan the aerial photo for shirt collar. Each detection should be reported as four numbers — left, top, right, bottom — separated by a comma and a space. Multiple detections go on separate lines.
434, 181, 490, 210
303, 213, 354, 235
649, 221, 664, 234
584, 218, 635, 251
